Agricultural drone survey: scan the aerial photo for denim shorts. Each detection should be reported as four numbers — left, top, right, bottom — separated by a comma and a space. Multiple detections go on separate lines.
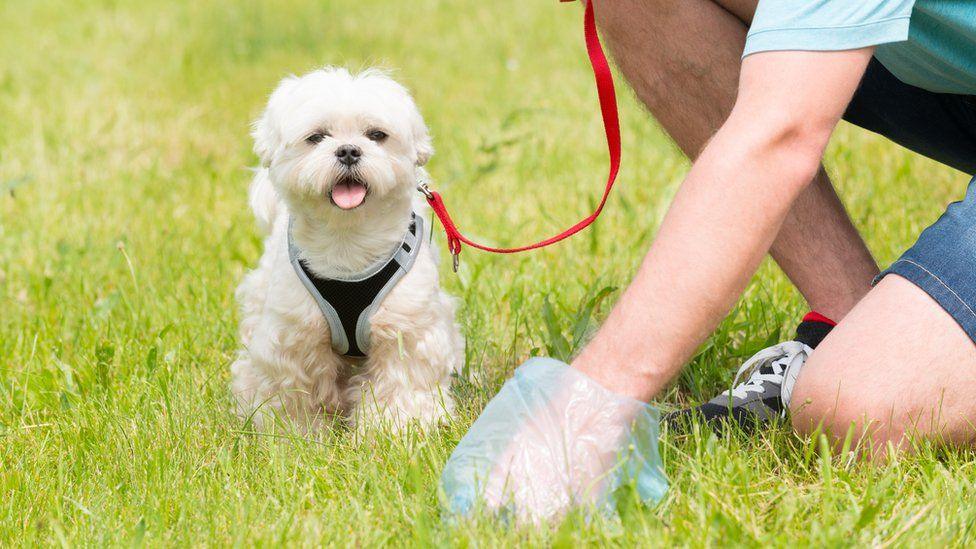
843, 58, 976, 342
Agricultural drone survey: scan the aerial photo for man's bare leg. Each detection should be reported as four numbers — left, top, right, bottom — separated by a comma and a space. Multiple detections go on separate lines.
791, 275, 976, 454
595, 0, 879, 321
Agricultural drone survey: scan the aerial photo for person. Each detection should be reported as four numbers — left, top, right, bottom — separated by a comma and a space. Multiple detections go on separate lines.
581, 0, 976, 442
443, 0, 976, 518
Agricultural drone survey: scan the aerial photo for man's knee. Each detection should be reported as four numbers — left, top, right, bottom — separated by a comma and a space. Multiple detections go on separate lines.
596, 0, 757, 26
713, 0, 759, 25
593, 0, 734, 110
594, 0, 678, 22
791, 276, 976, 451
593, 0, 671, 58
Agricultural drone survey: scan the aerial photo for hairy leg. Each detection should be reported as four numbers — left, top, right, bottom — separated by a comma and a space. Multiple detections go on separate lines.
595, 0, 879, 320
791, 275, 976, 453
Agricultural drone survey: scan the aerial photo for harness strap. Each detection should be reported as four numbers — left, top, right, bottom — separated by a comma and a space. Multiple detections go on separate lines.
422, 0, 620, 268
288, 213, 424, 357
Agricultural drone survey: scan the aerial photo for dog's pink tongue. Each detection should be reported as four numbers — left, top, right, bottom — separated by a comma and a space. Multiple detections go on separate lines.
331, 181, 367, 210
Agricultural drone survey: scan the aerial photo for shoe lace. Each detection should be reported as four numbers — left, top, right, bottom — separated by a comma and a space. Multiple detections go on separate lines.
724, 341, 809, 400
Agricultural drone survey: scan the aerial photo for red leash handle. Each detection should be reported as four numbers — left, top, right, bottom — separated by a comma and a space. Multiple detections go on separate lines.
423, 0, 620, 270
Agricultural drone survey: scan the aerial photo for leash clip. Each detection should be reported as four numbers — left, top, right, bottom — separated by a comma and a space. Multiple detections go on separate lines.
417, 182, 461, 273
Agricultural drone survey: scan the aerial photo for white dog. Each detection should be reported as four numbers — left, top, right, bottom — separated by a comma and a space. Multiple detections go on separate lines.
231, 67, 464, 433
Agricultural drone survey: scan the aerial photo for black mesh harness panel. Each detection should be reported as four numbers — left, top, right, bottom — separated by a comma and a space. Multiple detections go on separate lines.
288, 213, 424, 358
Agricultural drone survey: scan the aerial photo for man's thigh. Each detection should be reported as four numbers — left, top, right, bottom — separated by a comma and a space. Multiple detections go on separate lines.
790, 274, 976, 450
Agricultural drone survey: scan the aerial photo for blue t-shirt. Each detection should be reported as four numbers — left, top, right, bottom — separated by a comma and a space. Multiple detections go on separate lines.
744, 0, 976, 96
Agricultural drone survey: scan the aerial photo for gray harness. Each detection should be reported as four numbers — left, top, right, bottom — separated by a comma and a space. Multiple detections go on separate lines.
288, 213, 424, 357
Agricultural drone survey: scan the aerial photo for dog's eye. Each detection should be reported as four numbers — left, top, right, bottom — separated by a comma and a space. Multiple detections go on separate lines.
306, 132, 329, 144
366, 129, 388, 142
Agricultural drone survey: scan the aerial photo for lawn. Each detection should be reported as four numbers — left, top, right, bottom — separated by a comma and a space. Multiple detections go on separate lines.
2, 0, 976, 545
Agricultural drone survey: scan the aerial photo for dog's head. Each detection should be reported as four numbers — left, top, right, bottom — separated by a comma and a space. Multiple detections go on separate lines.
253, 67, 432, 216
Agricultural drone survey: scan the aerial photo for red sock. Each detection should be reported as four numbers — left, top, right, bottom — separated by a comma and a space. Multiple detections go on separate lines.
796, 311, 836, 348
802, 311, 837, 326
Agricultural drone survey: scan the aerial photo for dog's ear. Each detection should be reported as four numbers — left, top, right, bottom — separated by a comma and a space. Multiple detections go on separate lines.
411, 114, 433, 166
414, 132, 434, 167
251, 101, 281, 168
252, 75, 300, 168
248, 167, 279, 234
251, 113, 278, 168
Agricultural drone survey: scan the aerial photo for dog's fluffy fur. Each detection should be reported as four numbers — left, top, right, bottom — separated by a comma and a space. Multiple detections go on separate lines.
231, 67, 464, 433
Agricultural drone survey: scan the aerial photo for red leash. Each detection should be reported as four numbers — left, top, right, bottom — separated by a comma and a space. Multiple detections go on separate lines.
420, 0, 620, 271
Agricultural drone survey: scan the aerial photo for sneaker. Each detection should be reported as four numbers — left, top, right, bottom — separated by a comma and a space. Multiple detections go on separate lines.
666, 315, 835, 433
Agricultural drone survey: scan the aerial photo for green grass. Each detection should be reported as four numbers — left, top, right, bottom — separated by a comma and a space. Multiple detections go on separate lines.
2, 0, 976, 545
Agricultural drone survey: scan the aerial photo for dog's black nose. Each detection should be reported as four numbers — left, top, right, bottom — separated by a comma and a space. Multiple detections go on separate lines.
335, 144, 362, 166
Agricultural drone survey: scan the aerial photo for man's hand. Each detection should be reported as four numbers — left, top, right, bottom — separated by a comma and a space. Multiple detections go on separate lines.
440, 358, 667, 523
573, 48, 876, 401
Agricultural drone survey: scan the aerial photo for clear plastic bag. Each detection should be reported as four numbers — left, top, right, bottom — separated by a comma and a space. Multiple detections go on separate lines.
441, 357, 668, 523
